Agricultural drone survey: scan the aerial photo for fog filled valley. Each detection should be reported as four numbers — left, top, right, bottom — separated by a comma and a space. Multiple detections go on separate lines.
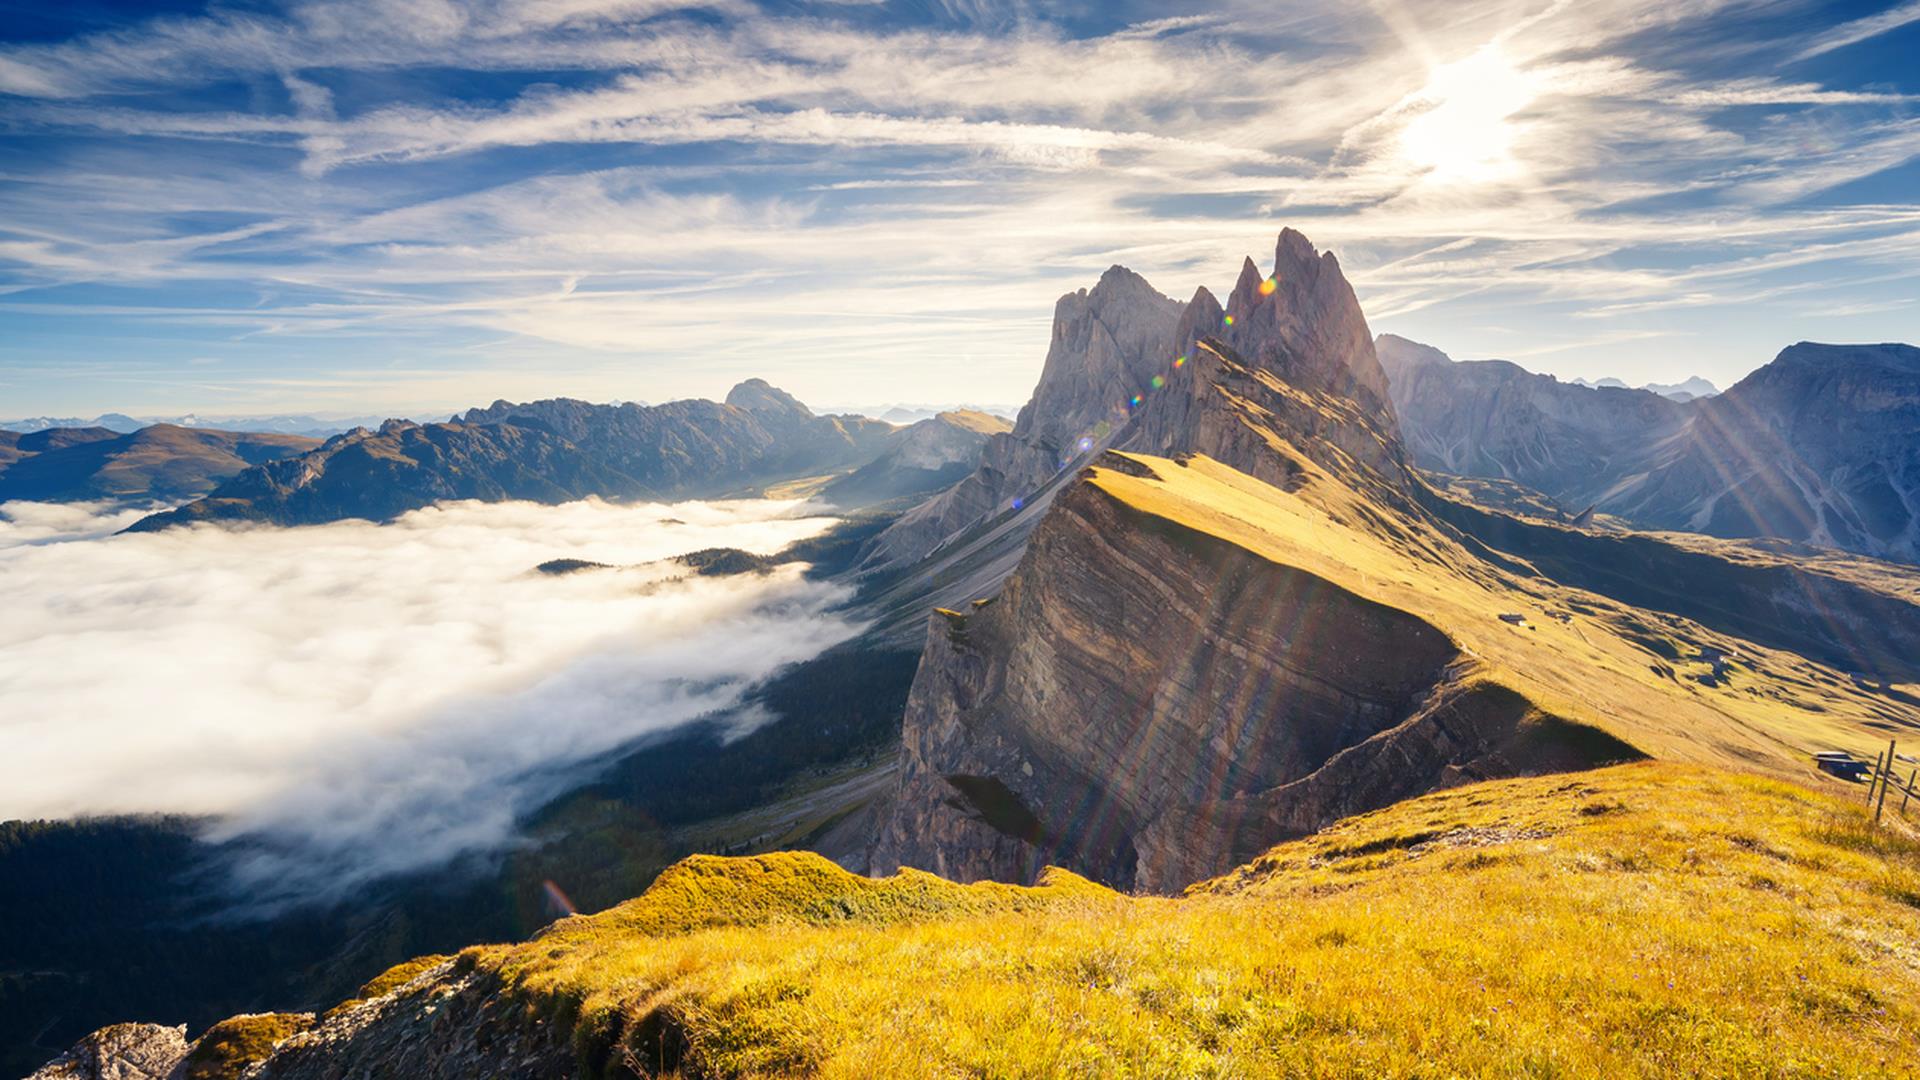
0, 497, 859, 896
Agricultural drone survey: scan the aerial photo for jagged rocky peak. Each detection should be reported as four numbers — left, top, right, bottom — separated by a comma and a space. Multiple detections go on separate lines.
1194, 227, 1393, 407
725, 377, 814, 418
1015, 264, 1184, 445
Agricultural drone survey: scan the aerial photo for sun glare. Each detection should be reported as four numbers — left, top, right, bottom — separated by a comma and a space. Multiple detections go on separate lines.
1398, 45, 1537, 183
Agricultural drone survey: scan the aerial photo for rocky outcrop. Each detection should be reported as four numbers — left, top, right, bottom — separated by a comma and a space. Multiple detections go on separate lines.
820, 410, 1009, 508
857, 267, 1184, 571
27, 1024, 189, 1080
128, 383, 895, 530
0, 424, 319, 503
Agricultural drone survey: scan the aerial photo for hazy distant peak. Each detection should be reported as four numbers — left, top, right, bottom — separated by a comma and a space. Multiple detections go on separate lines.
725, 378, 813, 417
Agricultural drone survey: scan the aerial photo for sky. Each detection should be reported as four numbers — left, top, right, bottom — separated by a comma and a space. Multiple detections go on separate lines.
0, 0, 1917, 419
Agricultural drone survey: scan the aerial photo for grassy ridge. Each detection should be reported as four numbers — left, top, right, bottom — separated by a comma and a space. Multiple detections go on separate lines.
452, 762, 1920, 1077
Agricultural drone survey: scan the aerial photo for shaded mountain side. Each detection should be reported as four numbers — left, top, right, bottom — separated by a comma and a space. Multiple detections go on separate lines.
1607, 342, 1920, 560
819, 409, 1008, 508
856, 266, 1184, 573
0, 424, 319, 503
1376, 333, 1689, 508
1418, 482, 1920, 683
43, 765, 1920, 1077
1382, 335, 1920, 563
127, 382, 895, 530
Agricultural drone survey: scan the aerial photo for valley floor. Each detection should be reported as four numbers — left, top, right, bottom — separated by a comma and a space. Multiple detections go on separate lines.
145, 761, 1920, 1079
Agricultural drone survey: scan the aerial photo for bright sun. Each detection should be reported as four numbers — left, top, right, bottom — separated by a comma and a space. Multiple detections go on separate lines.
1398, 45, 1537, 183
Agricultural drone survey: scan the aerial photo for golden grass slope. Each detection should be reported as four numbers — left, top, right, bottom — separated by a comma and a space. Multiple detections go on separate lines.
1088, 450, 1918, 783
442, 762, 1919, 1077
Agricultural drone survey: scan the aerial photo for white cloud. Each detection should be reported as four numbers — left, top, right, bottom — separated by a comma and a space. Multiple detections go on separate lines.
0, 496, 859, 906
1792, 0, 1920, 61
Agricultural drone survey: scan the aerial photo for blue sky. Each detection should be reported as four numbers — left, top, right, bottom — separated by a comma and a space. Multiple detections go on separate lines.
0, 0, 1917, 418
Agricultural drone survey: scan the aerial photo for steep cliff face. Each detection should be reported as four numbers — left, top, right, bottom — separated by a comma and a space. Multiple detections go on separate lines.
858, 267, 1183, 571
868, 459, 1559, 891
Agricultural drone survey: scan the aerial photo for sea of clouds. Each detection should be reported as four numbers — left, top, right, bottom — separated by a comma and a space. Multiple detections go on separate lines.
0, 496, 859, 906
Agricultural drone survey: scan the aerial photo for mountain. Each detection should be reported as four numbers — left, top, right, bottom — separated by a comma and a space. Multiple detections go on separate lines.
1383, 337, 1920, 562
855, 266, 1186, 575
127, 382, 896, 531
1607, 343, 1920, 559
0, 424, 320, 503
868, 239, 1914, 893
1569, 375, 1717, 400
1377, 333, 1690, 510
0, 413, 144, 435
1642, 375, 1719, 401
819, 410, 1010, 507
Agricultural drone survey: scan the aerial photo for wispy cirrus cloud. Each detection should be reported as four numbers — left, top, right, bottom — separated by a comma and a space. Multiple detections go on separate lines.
0, 0, 1916, 411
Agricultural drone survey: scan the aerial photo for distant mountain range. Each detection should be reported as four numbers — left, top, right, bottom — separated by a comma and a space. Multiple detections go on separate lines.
125, 381, 1001, 531
1380, 335, 1920, 562
1569, 374, 1720, 401
0, 425, 319, 504
0, 413, 398, 438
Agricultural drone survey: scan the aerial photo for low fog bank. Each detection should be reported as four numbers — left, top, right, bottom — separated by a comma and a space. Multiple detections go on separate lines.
0, 497, 859, 907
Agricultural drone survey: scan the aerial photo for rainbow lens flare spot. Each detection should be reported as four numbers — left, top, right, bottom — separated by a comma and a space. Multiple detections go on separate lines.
1259, 276, 1278, 296
1150, 375, 1166, 389
1174, 355, 1186, 368
1223, 314, 1236, 327
1130, 395, 1143, 407
1077, 436, 1093, 452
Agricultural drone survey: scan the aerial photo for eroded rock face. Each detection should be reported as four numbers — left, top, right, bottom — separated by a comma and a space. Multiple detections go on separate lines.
859, 267, 1184, 571
27, 1023, 189, 1080
867, 461, 1602, 892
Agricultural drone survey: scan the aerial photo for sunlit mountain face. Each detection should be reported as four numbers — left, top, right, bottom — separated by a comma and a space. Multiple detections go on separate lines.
2, 0, 1917, 419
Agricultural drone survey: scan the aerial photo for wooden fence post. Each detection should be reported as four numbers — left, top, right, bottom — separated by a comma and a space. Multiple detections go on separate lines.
1903, 768, 1918, 817
1868, 746, 1889, 806
1876, 741, 1897, 823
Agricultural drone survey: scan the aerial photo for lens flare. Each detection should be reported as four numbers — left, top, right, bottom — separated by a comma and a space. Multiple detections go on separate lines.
1223, 314, 1235, 327
1077, 436, 1093, 452
542, 879, 578, 917
1259, 277, 1278, 296
1129, 394, 1143, 407
1151, 375, 1166, 389
1173, 355, 1186, 368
